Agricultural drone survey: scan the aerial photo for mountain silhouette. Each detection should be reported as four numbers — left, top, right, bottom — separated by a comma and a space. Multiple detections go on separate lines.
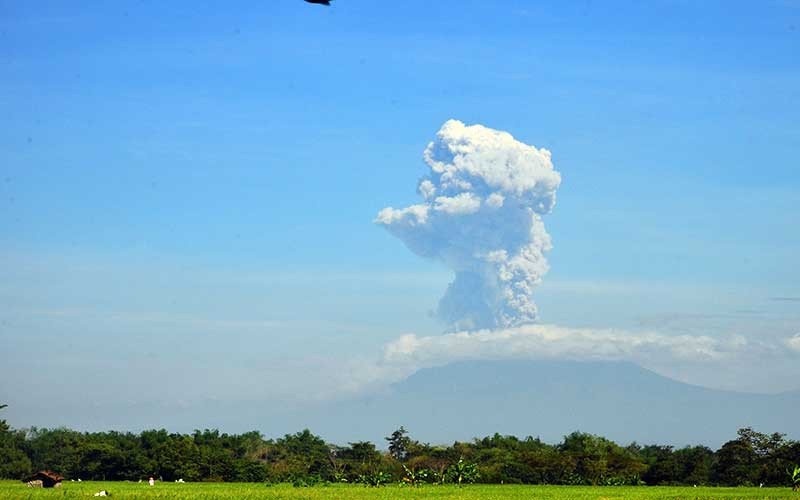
292, 360, 799, 447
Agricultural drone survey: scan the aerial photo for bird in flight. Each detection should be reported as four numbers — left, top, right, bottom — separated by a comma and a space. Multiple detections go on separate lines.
304, 0, 332, 5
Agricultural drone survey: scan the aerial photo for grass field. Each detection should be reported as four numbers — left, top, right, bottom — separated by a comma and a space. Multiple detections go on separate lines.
1, 481, 798, 500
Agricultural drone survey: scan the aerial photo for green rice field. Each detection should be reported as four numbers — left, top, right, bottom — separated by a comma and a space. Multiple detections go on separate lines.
1, 481, 797, 500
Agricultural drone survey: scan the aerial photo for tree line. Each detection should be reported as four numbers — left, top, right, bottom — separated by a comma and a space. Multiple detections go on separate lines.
1, 414, 798, 486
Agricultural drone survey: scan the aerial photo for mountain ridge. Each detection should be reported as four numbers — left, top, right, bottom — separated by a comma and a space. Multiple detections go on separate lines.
291, 359, 798, 447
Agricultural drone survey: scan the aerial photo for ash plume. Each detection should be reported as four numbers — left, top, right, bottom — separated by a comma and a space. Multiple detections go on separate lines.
376, 120, 561, 330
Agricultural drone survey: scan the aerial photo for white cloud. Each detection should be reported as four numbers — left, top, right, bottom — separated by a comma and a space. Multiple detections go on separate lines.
787, 334, 800, 352
376, 119, 561, 330
382, 324, 742, 369
422, 119, 560, 202
375, 204, 429, 226
486, 192, 505, 208
418, 179, 437, 200
433, 192, 482, 215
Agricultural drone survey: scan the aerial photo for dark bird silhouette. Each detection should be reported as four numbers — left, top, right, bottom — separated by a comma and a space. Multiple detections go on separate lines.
305, 0, 331, 5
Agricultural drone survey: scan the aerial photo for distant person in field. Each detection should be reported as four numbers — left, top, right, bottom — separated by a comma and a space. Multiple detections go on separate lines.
148, 476, 155, 486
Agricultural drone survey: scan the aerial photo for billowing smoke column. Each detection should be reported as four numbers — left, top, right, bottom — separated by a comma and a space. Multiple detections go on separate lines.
376, 120, 561, 331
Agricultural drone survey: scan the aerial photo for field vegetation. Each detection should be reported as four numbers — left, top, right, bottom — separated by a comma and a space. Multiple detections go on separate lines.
1, 480, 799, 499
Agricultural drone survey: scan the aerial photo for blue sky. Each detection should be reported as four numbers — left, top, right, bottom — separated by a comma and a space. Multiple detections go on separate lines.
1, 1, 799, 432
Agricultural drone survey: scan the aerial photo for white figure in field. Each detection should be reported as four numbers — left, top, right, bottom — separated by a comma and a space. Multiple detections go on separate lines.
148, 476, 155, 486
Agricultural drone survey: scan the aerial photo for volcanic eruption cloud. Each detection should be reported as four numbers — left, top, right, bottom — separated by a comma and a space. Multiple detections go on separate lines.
376, 120, 561, 331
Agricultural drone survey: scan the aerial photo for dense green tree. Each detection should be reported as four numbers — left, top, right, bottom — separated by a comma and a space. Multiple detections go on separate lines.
557, 432, 643, 485
0, 407, 31, 480
340, 441, 381, 463
673, 446, 713, 485
641, 445, 678, 485
712, 438, 757, 485
406, 444, 454, 483
385, 426, 411, 461
0, 417, 795, 487
23, 427, 85, 477
263, 429, 332, 482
